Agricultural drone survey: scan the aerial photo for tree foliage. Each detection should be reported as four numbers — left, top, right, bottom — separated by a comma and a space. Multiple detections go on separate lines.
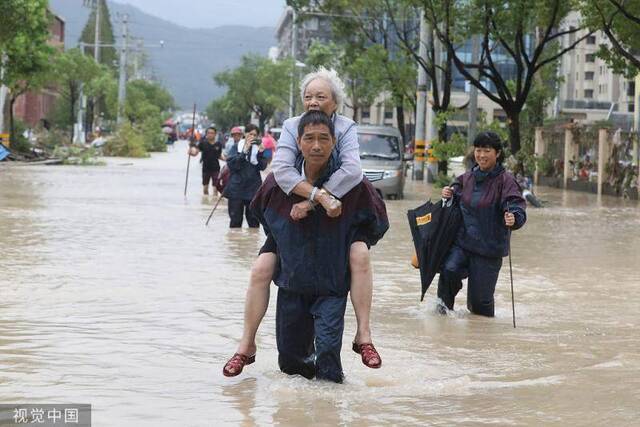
0, 0, 49, 48
417, 0, 591, 154
49, 49, 105, 135
580, 0, 640, 73
206, 95, 251, 131
125, 79, 175, 124
0, 0, 53, 138
79, 0, 117, 69
213, 54, 292, 131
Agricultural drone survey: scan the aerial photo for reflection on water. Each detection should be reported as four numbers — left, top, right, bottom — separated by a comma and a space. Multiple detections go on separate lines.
1, 144, 639, 426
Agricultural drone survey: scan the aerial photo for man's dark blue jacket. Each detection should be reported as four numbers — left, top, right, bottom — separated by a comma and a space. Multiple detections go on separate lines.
250, 158, 388, 297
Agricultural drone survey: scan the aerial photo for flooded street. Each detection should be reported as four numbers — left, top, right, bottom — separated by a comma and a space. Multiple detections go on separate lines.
1, 141, 639, 426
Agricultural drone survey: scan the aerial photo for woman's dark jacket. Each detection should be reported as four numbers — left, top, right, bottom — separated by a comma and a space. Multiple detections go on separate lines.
250, 155, 389, 297
224, 144, 268, 201
451, 164, 526, 258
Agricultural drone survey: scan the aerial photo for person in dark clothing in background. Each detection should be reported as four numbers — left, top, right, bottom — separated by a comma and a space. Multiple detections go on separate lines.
439, 131, 526, 317
189, 126, 224, 196
224, 124, 268, 228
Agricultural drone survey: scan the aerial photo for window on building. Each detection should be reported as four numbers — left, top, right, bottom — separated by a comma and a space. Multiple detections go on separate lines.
585, 53, 596, 62
305, 17, 319, 31
361, 108, 370, 119
384, 109, 393, 120
584, 89, 594, 98
585, 71, 594, 80
586, 35, 597, 44
628, 81, 636, 97
629, 104, 635, 113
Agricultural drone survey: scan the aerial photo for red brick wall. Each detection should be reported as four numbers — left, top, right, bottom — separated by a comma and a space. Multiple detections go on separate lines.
50, 15, 65, 47
13, 89, 59, 127
13, 13, 65, 128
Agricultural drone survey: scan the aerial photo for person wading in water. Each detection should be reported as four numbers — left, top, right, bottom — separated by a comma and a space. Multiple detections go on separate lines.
223, 68, 382, 377
438, 131, 526, 317
245, 111, 388, 382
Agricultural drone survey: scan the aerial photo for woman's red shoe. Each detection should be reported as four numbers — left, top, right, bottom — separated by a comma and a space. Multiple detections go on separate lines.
222, 353, 256, 377
352, 342, 382, 369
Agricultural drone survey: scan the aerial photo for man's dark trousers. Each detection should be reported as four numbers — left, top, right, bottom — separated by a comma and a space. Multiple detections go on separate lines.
275, 288, 347, 383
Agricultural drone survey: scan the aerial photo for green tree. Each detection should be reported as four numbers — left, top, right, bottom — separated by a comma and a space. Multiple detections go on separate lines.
50, 49, 104, 138
580, 0, 640, 73
214, 54, 292, 131
0, 0, 51, 138
125, 79, 175, 124
84, 68, 118, 123
0, 0, 49, 48
206, 94, 251, 131
79, 0, 117, 68
79, 0, 118, 133
418, 0, 593, 154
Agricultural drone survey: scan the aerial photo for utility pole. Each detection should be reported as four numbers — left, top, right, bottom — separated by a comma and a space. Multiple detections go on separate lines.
117, 14, 129, 126
413, 13, 430, 181
93, 0, 101, 62
425, 33, 439, 183
133, 39, 143, 80
288, 7, 297, 118
0, 53, 7, 135
634, 73, 640, 169
467, 35, 480, 145
74, 42, 86, 144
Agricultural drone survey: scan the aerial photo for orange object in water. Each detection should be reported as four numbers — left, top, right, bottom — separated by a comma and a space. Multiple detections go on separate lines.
411, 253, 419, 269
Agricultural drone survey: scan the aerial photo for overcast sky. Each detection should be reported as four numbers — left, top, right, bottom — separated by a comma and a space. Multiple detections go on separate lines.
112, 0, 287, 28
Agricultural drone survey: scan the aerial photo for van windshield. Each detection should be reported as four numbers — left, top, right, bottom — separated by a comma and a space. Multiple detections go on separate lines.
358, 134, 400, 160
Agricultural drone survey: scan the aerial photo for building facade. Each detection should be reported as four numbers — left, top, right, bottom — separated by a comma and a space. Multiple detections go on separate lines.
555, 11, 635, 129
274, 6, 333, 62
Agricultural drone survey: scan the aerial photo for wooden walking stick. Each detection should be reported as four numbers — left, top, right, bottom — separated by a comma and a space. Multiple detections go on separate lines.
205, 194, 224, 226
507, 203, 516, 328
183, 103, 197, 196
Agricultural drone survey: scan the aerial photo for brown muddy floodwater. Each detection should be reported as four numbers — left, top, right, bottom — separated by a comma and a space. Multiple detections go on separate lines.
1, 141, 639, 426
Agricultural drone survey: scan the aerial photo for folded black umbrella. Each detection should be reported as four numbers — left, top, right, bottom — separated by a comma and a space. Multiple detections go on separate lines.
407, 196, 462, 301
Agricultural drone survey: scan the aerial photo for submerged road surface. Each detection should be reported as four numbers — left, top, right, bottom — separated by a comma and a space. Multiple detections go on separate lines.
1, 142, 639, 426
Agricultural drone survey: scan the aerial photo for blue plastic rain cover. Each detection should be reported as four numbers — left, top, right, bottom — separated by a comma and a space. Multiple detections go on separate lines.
0, 143, 10, 161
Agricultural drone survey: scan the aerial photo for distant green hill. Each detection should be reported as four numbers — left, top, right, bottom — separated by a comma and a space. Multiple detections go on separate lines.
49, 0, 276, 109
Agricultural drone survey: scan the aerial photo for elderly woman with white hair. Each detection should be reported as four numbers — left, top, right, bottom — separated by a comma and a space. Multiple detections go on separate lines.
223, 68, 381, 377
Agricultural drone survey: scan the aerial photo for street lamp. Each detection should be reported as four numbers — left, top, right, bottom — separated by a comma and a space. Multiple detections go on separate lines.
289, 61, 307, 117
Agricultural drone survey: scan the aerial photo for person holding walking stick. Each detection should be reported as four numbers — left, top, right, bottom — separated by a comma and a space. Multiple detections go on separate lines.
438, 131, 526, 318
184, 104, 198, 196
189, 126, 224, 196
